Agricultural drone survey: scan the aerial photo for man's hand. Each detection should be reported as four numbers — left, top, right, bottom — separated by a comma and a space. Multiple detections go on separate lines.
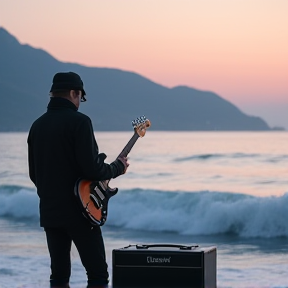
117, 156, 129, 174
110, 156, 129, 178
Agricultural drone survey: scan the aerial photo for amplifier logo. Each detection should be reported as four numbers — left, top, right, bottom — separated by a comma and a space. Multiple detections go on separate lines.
147, 256, 171, 264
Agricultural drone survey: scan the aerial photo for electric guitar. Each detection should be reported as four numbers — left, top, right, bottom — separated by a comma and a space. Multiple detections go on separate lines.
74, 116, 151, 226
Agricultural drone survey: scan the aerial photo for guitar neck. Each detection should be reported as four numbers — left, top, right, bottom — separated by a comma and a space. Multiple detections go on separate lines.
118, 132, 140, 158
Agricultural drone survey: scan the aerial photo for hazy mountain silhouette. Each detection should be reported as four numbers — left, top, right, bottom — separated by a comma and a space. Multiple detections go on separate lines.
0, 27, 272, 131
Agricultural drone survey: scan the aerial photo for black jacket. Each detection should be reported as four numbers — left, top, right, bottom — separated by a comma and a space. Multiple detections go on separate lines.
28, 97, 123, 226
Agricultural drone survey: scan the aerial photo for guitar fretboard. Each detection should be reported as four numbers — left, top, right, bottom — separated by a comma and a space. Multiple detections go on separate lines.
118, 132, 140, 158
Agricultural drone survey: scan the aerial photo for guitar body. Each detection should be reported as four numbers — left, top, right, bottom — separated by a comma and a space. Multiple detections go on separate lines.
74, 116, 151, 226
74, 178, 118, 226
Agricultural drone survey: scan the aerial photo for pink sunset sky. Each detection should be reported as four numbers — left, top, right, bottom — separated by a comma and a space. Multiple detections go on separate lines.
1, 0, 287, 128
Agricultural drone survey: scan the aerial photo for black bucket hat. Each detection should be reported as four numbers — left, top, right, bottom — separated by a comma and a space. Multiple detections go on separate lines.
50, 72, 86, 101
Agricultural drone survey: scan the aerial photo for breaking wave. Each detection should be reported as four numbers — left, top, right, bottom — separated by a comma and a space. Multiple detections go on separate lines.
1, 185, 288, 238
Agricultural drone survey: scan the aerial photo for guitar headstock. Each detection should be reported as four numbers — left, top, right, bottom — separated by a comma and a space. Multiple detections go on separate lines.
132, 116, 151, 137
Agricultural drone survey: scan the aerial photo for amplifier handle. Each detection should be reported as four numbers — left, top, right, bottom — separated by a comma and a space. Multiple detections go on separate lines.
135, 244, 199, 250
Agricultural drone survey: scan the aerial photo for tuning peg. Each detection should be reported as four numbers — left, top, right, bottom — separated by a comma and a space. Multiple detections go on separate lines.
132, 115, 148, 128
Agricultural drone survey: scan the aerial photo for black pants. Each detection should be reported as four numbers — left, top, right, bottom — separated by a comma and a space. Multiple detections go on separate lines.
44, 222, 109, 288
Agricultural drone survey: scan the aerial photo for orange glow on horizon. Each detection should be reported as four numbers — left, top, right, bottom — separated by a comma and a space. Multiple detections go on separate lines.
0, 0, 287, 127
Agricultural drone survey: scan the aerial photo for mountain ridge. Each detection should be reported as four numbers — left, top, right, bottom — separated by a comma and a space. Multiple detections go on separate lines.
0, 27, 274, 131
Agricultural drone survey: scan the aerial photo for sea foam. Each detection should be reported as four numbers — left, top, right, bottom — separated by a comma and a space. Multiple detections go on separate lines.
1, 185, 287, 238
0, 186, 39, 219
108, 188, 288, 238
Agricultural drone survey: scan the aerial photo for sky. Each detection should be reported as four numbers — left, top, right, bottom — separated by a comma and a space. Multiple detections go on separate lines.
1, 0, 287, 129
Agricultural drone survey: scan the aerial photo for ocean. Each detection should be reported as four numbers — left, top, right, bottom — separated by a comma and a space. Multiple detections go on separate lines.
0, 131, 287, 288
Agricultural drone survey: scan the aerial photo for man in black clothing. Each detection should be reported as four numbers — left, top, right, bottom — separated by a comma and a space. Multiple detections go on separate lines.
27, 72, 128, 288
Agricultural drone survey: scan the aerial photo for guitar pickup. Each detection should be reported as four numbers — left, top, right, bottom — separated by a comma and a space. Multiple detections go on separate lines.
97, 181, 107, 193
90, 193, 103, 210
94, 186, 105, 200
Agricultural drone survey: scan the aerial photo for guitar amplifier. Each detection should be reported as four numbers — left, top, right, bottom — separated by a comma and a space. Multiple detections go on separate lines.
112, 244, 217, 288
